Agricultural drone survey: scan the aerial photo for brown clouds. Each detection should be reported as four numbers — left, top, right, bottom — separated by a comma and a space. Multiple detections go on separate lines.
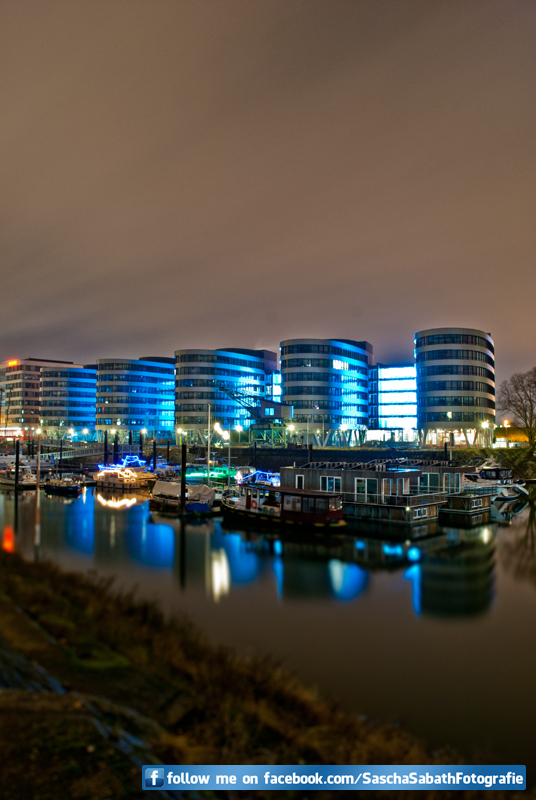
0, 0, 535, 381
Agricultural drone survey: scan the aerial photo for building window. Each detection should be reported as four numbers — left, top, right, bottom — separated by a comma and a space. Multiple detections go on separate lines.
320, 476, 341, 493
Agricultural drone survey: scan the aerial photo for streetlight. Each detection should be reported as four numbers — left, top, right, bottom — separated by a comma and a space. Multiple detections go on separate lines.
68, 427, 75, 436
286, 423, 295, 447
215, 422, 231, 487
235, 424, 243, 445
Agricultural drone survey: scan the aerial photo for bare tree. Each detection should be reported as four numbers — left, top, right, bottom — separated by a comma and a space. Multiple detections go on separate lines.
497, 367, 536, 448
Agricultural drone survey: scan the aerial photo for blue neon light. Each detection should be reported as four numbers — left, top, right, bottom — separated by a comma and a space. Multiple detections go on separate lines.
355, 540, 366, 550
407, 546, 421, 562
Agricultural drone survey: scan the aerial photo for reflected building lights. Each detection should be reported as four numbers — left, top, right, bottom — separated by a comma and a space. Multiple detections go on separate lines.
211, 549, 230, 602
96, 493, 138, 509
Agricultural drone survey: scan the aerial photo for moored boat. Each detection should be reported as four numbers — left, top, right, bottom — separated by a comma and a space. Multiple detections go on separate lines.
222, 485, 346, 529
149, 481, 215, 515
94, 466, 143, 491
44, 473, 82, 496
0, 466, 37, 489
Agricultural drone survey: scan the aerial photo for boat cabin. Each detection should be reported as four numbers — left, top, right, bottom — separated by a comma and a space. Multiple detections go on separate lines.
242, 484, 344, 526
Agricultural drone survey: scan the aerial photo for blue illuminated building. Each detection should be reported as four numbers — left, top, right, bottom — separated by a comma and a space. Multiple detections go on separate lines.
174, 348, 278, 444
96, 357, 175, 441
40, 365, 97, 439
367, 363, 417, 443
280, 338, 373, 446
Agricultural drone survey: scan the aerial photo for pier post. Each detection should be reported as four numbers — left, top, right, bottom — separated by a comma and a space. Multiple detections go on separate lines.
181, 442, 187, 513
15, 438, 20, 491
36, 435, 41, 492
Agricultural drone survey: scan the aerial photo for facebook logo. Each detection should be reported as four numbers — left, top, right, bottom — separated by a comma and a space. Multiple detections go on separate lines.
144, 768, 164, 788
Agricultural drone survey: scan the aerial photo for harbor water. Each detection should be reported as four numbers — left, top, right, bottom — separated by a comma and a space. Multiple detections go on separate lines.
1, 487, 535, 771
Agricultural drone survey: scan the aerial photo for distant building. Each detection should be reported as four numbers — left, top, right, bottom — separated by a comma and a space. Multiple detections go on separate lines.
95, 357, 175, 441
367, 363, 417, 443
280, 338, 373, 446
174, 348, 279, 444
0, 357, 81, 437
40, 365, 97, 439
415, 327, 495, 446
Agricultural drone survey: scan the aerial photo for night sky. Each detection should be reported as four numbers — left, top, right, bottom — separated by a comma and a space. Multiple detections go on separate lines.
1, 1, 534, 384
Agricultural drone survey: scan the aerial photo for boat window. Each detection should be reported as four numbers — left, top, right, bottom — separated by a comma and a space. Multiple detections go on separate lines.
320, 476, 341, 493
302, 497, 314, 513
283, 495, 301, 512
329, 497, 342, 511
295, 474, 304, 490
315, 498, 327, 512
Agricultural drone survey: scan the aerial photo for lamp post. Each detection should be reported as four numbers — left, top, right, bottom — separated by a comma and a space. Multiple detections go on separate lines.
286, 423, 295, 447
206, 404, 211, 483
235, 424, 243, 446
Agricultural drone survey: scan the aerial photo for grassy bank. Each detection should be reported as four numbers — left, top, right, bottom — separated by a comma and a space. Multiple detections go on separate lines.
0, 550, 529, 798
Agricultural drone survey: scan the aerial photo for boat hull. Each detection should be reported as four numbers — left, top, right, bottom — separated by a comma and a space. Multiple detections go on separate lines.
44, 485, 82, 496
222, 500, 346, 530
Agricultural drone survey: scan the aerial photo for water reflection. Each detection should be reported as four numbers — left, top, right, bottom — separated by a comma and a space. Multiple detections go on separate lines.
499, 487, 536, 584
0, 489, 505, 619
418, 528, 496, 617
2, 486, 535, 774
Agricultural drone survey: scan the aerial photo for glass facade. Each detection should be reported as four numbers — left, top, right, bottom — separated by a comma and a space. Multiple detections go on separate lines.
0, 357, 81, 435
40, 366, 97, 437
175, 348, 278, 443
280, 339, 373, 445
415, 328, 495, 446
368, 364, 417, 441
96, 357, 175, 440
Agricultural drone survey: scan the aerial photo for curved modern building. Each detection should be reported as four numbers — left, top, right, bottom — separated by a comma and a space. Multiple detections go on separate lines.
0, 357, 82, 436
280, 338, 373, 446
96, 357, 175, 441
175, 348, 278, 444
415, 328, 495, 446
40, 365, 97, 438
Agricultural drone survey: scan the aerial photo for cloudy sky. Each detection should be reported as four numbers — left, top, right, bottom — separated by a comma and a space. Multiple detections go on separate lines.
1, 0, 534, 383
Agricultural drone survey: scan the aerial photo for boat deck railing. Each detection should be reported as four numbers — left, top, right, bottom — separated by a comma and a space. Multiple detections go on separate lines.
342, 490, 447, 507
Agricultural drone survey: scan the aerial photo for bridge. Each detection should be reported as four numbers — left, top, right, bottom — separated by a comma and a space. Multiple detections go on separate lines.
39, 441, 142, 461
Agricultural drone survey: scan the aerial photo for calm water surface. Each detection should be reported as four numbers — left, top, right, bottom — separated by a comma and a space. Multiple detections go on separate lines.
1, 487, 535, 770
